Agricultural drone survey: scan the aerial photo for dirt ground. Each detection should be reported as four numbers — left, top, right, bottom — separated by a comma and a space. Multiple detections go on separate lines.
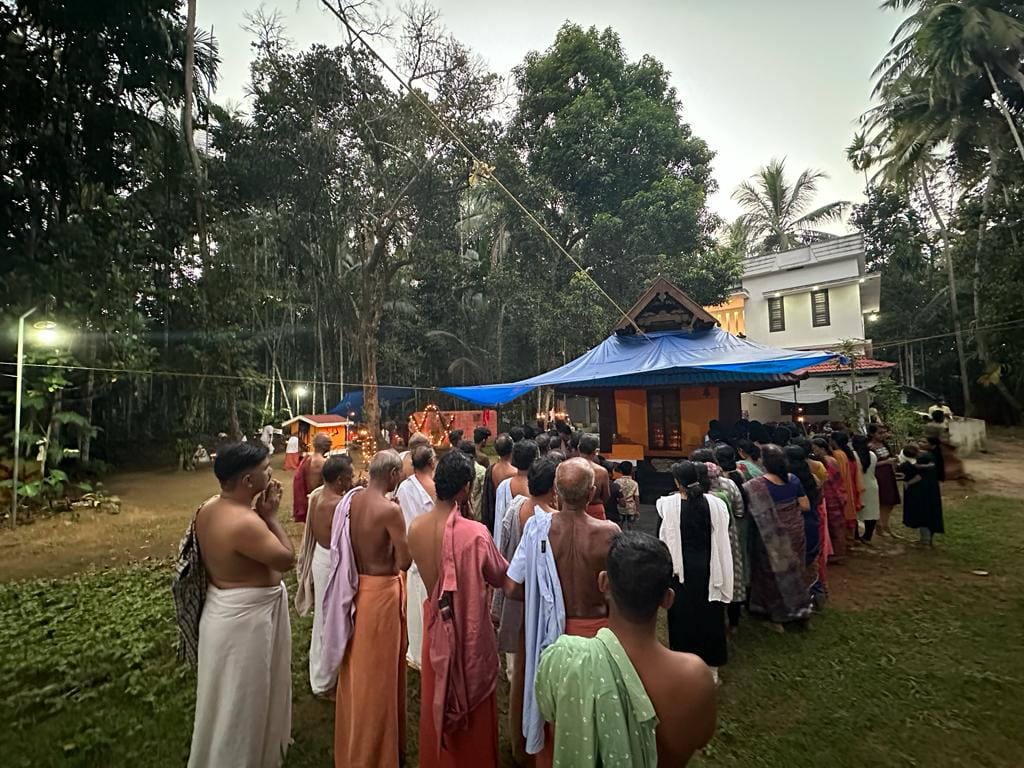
0, 452, 305, 581
1, 431, 1022, 582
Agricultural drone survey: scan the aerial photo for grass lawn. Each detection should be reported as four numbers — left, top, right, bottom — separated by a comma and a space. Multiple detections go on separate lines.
1, 493, 1022, 767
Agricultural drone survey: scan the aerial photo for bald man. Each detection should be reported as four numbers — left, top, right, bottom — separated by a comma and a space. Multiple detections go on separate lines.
504, 457, 619, 763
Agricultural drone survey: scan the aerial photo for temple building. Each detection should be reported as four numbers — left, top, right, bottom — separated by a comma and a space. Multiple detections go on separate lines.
443, 277, 834, 489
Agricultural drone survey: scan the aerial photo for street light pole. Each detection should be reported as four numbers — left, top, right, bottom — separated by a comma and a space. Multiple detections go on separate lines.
12, 307, 37, 529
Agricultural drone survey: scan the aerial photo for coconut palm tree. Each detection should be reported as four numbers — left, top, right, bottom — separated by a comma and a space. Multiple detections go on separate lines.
876, 0, 1024, 162
865, 0, 1024, 416
846, 131, 876, 192
731, 158, 848, 253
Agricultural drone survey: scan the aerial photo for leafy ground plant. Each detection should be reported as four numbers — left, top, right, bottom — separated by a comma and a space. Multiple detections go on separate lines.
1, 495, 1022, 767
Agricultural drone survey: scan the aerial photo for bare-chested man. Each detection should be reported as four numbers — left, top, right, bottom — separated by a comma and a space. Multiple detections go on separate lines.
188, 442, 295, 768
492, 438, 537, 548
578, 433, 610, 520
536, 532, 716, 766
329, 450, 411, 767
408, 450, 508, 766
396, 444, 436, 670
401, 432, 430, 480
304, 455, 354, 696
481, 433, 515, 540
293, 433, 332, 522
503, 456, 619, 763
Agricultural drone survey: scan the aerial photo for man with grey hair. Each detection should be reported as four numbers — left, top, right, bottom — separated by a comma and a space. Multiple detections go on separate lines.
400, 432, 431, 480
504, 456, 620, 760
323, 448, 411, 767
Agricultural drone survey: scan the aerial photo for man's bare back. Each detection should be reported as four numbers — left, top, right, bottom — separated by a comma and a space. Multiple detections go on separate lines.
196, 478, 295, 589
407, 508, 447, 596
310, 487, 343, 550
303, 453, 327, 492
630, 644, 716, 765
492, 459, 516, 489
589, 460, 611, 504
349, 487, 411, 576
509, 473, 529, 499
548, 511, 618, 618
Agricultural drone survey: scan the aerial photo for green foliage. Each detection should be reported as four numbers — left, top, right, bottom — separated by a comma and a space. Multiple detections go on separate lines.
872, 375, 923, 448
0, 564, 194, 766
509, 23, 719, 299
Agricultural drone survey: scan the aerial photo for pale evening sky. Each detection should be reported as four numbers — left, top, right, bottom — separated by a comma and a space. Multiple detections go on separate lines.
198, 0, 903, 226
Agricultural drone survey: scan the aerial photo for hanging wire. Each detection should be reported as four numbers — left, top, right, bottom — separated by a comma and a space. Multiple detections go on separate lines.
870, 317, 1024, 351
0, 360, 441, 392
317, 0, 643, 336
5, 319, 1022, 386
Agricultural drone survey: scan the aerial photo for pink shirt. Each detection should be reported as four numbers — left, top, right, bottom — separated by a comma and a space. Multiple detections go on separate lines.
425, 511, 508, 752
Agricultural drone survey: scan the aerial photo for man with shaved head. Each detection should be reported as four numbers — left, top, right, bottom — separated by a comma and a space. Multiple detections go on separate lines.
504, 456, 619, 764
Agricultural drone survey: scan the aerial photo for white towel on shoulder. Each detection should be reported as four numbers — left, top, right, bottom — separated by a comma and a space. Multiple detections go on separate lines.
657, 493, 734, 603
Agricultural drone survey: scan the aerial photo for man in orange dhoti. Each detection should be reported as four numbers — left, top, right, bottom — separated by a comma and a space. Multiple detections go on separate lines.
408, 450, 508, 768
322, 451, 410, 768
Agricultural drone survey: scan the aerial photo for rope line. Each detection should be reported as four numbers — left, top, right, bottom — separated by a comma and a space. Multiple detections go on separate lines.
317, 0, 643, 335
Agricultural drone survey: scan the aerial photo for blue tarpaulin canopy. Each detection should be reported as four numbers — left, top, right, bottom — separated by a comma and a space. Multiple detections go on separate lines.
328, 386, 416, 416
441, 329, 836, 407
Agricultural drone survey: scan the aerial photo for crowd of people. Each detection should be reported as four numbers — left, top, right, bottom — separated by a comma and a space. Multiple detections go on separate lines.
173, 414, 951, 768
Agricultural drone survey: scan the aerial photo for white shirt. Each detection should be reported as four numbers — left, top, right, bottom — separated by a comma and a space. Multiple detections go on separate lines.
396, 474, 434, 532
285, 435, 299, 454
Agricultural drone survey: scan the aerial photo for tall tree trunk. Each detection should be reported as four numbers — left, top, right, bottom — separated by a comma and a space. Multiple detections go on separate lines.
973, 153, 1023, 420
226, 387, 241, 439
920, 170, 972, 413
81, 368, 95, 463
183, 0, 209, 263
986, 64, 1024, 165
360, 309, 383, 451
496, 301, 505, 381
973, 154, 996, 370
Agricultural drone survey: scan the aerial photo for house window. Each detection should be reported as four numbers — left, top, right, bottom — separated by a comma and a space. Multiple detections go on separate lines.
811, 289, 831, 327
647, 389, 682, 451
768, 297, 785, 332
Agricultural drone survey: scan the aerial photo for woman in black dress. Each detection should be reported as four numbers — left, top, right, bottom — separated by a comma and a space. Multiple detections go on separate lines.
900, 444, 945, 546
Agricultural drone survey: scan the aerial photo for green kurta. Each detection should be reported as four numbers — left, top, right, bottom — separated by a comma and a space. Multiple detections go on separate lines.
536, 627, 658, 767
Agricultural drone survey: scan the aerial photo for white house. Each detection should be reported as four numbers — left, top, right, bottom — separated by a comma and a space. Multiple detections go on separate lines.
741, 234, 880, 352
708, 234, 892, 422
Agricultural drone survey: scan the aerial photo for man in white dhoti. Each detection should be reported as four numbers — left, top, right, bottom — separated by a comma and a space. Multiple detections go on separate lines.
188, 442, 296, 768
295, 455, 355, 696
395, 444, 436, 669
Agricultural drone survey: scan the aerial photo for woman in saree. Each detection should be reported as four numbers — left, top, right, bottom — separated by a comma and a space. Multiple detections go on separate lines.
743, 445, 813, 632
